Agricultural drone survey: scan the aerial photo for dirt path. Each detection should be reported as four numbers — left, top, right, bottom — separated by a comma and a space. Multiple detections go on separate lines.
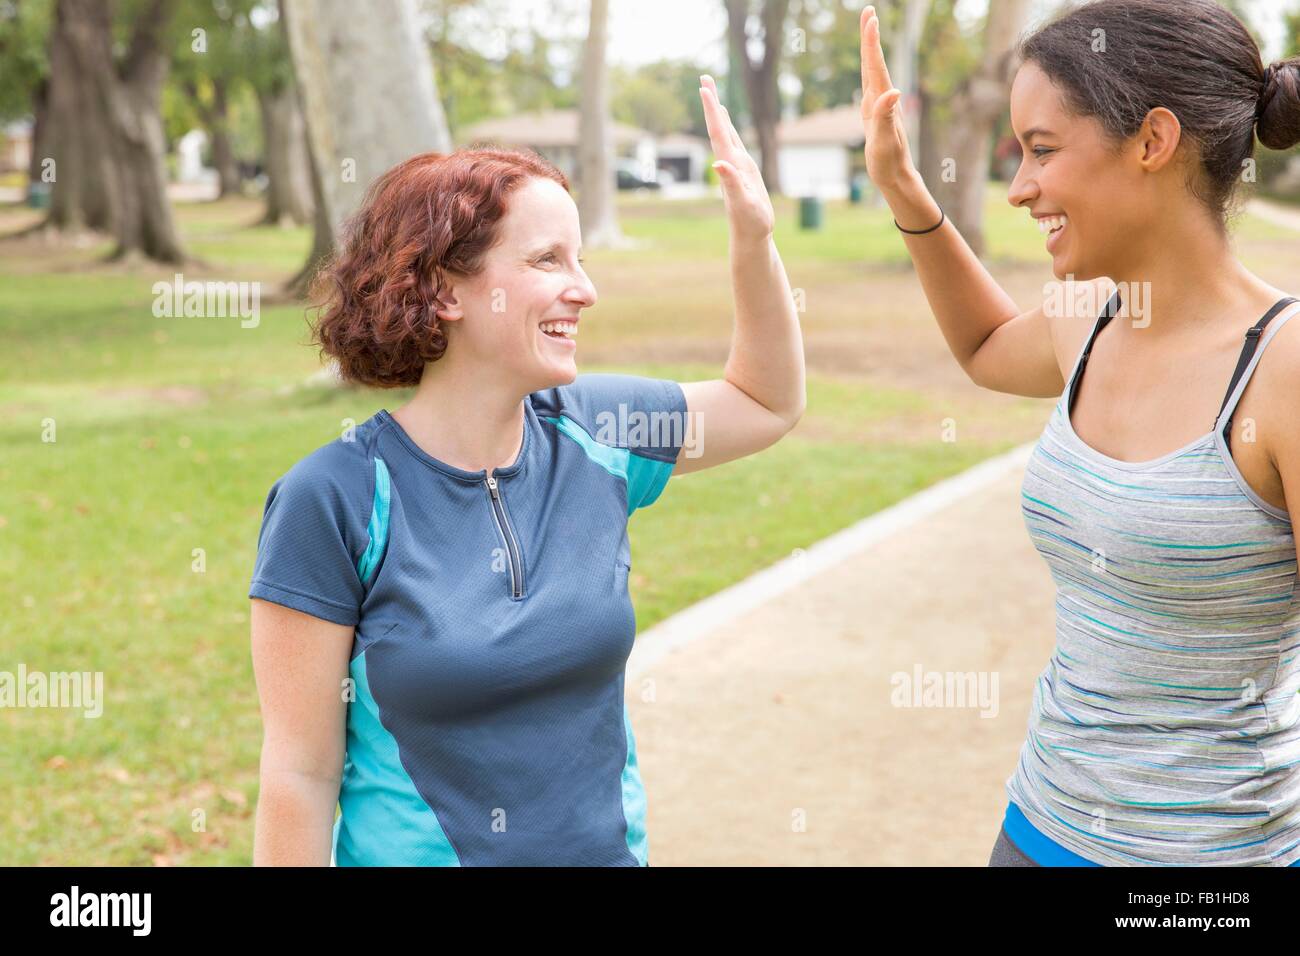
627, 448, 1058, 866
1247, 197, 1300, 232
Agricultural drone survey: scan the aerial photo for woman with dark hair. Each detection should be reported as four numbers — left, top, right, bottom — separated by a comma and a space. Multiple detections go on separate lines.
248, 77, 805, 865
861, 0, 1300, 865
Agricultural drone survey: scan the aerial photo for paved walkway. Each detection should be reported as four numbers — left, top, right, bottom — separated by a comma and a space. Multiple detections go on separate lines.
627, 445, 1060, 865
1247, 196, 1300, 232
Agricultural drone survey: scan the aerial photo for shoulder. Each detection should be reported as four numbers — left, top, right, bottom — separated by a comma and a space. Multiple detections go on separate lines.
1045, 276, 1117, 365
531, 373, 686, 458
263, 414, 387, 515
1257, 301, 1300, 406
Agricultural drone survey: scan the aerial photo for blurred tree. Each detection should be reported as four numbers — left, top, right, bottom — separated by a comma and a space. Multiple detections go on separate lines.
577, 0, 619, 247
243, 0, 313, 225
171, 0, 260, 198
915, 0, 977, 192
425, 0, 580, 137
725, 0, 790, 193
281, 0, 451, 293
611, 62, 696, 137
47, 0, 185, 261
786, 0, 865, 115
0, 0, 52, 188
920, 0, 1029, 257
886, 0, 930, 151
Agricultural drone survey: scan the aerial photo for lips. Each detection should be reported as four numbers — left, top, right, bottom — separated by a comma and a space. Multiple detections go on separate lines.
1033, 213, 1068, 254
539, 320, 578, 350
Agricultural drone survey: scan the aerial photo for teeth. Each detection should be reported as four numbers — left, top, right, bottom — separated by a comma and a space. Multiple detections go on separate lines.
1037, 215, 1068, 234
540, 320, 578, 337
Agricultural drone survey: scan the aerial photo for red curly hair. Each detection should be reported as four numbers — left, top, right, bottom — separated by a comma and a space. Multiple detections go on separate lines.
311, 147, 570, 388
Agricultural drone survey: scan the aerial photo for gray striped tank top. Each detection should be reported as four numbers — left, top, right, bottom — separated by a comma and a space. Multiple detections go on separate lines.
1007, 290, 1300, 866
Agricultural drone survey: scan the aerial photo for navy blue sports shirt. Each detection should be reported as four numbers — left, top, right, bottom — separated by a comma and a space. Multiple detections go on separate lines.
249, 373, 690, 866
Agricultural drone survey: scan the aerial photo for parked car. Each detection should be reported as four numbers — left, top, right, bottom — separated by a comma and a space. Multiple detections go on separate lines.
615, 161, 661, 191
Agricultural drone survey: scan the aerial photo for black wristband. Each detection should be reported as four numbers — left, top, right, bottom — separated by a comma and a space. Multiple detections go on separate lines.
894, 206, 945, 235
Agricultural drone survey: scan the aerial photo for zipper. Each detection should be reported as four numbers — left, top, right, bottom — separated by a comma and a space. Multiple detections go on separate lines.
484, 475, 524, 599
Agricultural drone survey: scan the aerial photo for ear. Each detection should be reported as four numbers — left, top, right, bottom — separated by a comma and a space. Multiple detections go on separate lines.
1135, 107, 1182, 172
433, 275, 464, 323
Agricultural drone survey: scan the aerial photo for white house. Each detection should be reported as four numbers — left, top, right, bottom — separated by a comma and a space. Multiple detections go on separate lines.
773, 103, 866, 200
457, 109, 658, 183
654, 132, 709, 184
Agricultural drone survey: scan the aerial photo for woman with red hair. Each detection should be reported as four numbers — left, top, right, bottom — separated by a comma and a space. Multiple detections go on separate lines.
248, 76, 805, 866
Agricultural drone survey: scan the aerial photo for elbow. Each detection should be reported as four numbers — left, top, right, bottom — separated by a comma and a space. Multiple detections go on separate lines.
960, 351, 992, 391
784, 395, 806, 431
772, 393, 805, 435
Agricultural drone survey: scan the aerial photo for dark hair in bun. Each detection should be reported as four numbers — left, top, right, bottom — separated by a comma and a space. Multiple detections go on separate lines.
1019, 0, 1299, 225
1257, 58, 1300, 151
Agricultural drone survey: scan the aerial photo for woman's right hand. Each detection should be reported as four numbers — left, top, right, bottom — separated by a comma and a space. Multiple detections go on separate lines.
860, 5, 918, 191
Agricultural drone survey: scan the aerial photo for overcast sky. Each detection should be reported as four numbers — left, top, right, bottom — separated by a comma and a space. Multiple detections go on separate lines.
599, 0, 1292, 67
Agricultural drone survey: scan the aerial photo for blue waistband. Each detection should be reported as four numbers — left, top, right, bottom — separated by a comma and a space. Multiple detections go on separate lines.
1002, 802, 1101, 866
1003, 802, 1300, 866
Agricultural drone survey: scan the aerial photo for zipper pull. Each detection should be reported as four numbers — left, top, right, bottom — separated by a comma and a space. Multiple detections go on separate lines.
486, 475, 499, 498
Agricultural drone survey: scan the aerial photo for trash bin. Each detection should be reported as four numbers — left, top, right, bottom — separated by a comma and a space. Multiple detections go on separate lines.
27, 182, 51, 210
798, 195, 822, 230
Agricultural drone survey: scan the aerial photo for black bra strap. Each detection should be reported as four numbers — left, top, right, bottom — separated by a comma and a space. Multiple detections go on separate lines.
1217, 296, 1299, 424
1066, 288, 1124, 414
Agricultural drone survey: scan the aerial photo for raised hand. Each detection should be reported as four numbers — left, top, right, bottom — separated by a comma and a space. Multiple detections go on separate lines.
860, 5, 918, 190
698, 74, 775, 244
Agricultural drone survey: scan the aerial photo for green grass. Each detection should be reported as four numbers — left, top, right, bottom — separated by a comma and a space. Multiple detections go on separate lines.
3, 185, 1291, 864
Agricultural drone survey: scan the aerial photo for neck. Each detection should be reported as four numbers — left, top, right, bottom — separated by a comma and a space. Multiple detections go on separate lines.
1103, 200, 1270, 336
391, 354, 528, 475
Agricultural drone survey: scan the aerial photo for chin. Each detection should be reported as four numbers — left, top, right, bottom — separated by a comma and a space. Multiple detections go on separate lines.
536, 362, 578, 390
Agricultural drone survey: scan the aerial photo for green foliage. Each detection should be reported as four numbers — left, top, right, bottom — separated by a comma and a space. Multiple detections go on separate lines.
0, 0, 52, 122
787, 0, 866, 114
429, 0, 582, 137
610, 60, 709, 137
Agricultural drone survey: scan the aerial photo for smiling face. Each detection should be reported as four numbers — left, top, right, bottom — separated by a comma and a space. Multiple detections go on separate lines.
436, 176, 597, 394
1007, 61, 1162, 281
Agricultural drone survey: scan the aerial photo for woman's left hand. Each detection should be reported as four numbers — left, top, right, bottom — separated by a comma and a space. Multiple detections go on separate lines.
699, 74, 775, 244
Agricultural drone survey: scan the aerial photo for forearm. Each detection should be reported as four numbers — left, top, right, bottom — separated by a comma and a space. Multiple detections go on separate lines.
253, 768, 340, 866
724, 233, 806, 424
882, 171, 1023, 369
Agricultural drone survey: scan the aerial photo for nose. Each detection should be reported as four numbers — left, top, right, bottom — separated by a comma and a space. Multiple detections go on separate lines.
1006, 157, 1037, 209
565, 263, 598, 309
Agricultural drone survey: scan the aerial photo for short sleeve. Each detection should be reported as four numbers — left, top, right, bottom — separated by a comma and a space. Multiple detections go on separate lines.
248, 451, 369, 626
559, 373, 689, 514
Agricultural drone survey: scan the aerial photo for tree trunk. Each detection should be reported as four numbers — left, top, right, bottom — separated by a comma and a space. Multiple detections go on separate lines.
209, 79, 241, 197
280, 0, 451, 292
286, 153, 335, 296
928, 0, 1030, 257
44, 3, 116, 232
258, 81, 315, 226
577, 0, 620, 248
887, 0, 932, 156
29, 80, 48, 188
725, 0, 789, 195
57, 0, 184, 262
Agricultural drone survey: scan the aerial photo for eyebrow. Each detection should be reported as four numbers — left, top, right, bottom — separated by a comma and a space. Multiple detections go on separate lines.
1018, 127, 1057, 142
524, 242, 582, 258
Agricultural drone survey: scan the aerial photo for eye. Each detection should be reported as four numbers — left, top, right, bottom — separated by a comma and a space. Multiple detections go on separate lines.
536, 253, 558, 266
1032, 147, 1056, 159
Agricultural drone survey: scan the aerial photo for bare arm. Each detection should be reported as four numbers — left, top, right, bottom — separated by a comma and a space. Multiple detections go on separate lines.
250, 598, 353, 866
858, 6, 1088, 398
673, 74, 806, 476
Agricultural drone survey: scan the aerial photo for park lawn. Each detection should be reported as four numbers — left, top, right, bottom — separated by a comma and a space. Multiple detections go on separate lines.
1, 187, 1290, 865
